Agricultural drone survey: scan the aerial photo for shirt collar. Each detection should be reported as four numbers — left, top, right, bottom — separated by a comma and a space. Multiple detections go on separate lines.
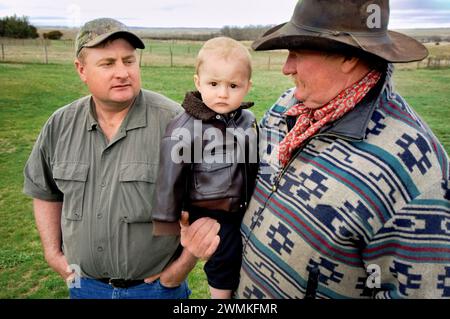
86, 90, 147, 132
123, 90, 147, 131
87, 99, 98, 131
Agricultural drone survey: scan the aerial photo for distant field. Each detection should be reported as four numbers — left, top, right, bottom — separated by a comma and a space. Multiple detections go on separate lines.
0, 61, 448, 299
36, 26, 450, 41
396, 28, 450, 38
36, 26, 223, 41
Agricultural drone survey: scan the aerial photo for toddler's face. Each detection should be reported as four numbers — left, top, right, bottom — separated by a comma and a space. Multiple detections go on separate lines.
194, 53, 252, 115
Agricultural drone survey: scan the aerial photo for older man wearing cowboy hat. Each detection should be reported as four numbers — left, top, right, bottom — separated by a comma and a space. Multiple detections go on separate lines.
231, 0, 449, 299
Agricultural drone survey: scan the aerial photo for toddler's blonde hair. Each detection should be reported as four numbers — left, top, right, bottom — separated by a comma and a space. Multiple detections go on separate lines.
195, 37, 252, 79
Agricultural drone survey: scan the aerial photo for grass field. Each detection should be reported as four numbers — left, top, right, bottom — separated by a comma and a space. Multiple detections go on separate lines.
0, 62, 449, 299
1, 38, 450, 70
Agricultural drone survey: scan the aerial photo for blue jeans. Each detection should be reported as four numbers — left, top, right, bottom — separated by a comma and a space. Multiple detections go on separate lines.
69, 278, 191, 299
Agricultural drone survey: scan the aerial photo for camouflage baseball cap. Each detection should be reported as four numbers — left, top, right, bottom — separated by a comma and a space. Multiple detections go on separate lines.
75, 18, 145, 56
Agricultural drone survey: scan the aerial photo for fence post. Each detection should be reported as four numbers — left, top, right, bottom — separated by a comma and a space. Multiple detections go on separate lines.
268, 55, 271, 71
43, 39, 49, 64
1, 44, 4, 61
147, 44, 151, 66
139, 49, 143, 67
169, 46, 173, 67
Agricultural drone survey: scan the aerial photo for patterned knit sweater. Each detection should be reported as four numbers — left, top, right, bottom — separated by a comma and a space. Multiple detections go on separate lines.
236, 66, 450, 299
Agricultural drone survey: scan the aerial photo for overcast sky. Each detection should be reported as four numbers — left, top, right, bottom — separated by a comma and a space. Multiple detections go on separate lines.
1, 0, 449, 29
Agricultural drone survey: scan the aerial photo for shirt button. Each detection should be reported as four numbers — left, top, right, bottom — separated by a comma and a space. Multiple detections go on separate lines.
216, 115, 221, 120
97, 246, 104, 252
101, 182, 106, 188
97, 214, 103, 219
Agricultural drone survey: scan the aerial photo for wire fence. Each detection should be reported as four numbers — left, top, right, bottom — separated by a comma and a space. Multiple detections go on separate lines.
1, 38, 449, 70
0, 38, 288, 70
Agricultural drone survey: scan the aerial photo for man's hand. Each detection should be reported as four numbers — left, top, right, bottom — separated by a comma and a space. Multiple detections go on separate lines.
144, 211, 221, 287
144, 248, 198, 288
33, 199, 74, 283
180, 211, 220, 260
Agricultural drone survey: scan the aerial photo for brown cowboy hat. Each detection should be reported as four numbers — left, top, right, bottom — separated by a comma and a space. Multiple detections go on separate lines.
252, 0, 428, 63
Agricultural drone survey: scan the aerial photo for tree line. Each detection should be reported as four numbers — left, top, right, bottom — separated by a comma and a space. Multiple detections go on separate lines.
220, 25, 273, 41
0, 15, 64, 40
2, 14, 449, 44
0, 15, 38, 39
0, 15, 273, 42
141, 25, 274, 42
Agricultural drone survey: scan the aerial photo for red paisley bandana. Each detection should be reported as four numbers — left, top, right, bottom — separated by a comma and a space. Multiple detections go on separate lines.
278, 70, 382, 167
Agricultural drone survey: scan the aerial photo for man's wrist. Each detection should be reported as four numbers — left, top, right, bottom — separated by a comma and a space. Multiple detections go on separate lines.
44, 249, 64, 262
177, 248, 199, 269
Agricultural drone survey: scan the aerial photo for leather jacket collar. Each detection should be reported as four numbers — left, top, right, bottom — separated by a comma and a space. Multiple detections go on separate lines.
182, 91, 254, 121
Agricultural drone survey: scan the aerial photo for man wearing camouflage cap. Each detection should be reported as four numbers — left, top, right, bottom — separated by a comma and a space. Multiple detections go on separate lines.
23, 18, 219, 299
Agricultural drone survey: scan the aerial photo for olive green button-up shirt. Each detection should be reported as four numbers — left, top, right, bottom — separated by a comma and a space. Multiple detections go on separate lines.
24, 89, 182, 280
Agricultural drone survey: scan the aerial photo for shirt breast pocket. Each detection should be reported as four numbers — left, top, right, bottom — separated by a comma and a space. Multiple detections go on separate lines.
52, 162, 89, 221
119, 162, 157, 223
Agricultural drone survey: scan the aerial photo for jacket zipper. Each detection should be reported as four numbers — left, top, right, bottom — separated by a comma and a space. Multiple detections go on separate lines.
228, 112, 255, 211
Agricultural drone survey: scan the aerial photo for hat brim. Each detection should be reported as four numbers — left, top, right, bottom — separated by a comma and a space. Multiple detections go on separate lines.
252, 22, 428, 63
83, 30, 145, 51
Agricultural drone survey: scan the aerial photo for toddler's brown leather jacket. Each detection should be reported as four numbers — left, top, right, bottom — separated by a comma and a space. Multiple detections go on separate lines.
152, 91, 258, 233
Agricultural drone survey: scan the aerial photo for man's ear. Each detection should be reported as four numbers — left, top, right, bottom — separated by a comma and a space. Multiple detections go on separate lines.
74, 58, 87, 83
340, 56, 360, 74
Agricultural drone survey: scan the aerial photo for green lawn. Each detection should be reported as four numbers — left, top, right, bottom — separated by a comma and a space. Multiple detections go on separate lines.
393, 68, 450, 149
0, 62, 448, 298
